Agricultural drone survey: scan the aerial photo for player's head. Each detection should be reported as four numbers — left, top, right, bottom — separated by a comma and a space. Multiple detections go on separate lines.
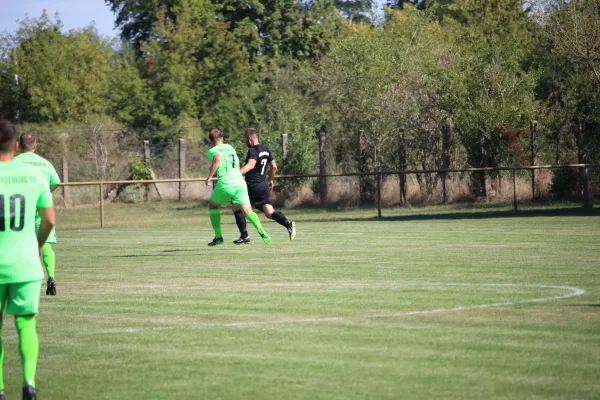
0, 120, 18, 157
244, 128, 259, 147
19, 131, 38, 153
209, 128, 224, 147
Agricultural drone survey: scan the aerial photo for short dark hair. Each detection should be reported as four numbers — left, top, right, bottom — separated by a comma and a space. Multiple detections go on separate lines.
0, 120, 17, 153
245, 128, 259, 138
209, 128, 223, 143
19, 132, 37, 152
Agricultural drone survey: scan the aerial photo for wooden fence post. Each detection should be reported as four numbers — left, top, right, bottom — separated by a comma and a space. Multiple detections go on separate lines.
318, 132, 327, 205
574, 123, 590, 208
281, 133, 288, 171
178, 139, 186, 201
530, 120, 539, 198
442, 124, 452, 204
143, 140, 150, 202
62, 157, 70, 207
480, 133, 488, 198
398, 136, 407, 205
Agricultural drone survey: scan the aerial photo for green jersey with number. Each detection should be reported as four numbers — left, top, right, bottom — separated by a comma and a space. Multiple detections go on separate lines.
15, 152, 60, 243
207, 144, 245, 187
15, 152, 61, 187
0, 160, 53, 284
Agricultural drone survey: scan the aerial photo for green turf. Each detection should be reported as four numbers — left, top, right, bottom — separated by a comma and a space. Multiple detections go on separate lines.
2, 203, 599, 399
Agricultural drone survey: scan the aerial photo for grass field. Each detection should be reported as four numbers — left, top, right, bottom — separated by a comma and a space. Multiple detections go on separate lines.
2, 202, 599, 399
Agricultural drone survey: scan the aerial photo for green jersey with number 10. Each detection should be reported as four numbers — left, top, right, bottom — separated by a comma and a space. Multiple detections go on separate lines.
207, 144, 245, 187
0, 160, 53, 284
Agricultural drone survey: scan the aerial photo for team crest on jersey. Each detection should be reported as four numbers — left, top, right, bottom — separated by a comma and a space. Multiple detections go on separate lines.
259, 151, 270, 158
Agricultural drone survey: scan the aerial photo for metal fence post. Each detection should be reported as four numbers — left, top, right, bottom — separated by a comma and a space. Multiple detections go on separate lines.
583, 165, 591, 209
377, 173, 382, 218
99, 183, 105, 228
512, 169, 518, 211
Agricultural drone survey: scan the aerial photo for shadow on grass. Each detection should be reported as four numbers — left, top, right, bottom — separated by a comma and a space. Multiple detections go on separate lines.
297, 207, 600, 223
567, 304, 600, 308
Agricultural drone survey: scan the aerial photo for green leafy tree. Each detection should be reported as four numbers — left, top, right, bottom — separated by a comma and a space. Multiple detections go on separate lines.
0, 12, 113, 123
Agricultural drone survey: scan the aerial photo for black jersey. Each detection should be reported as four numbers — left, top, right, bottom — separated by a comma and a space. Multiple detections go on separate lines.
245, 143, 274, 186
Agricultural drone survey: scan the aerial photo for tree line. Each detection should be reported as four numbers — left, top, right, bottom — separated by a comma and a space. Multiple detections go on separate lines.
0, 0, 598, 199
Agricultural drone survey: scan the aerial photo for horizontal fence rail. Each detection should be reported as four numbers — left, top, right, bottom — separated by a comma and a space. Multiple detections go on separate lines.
56, 164, 599, 228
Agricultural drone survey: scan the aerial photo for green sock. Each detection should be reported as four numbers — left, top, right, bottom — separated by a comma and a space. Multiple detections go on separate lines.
15, 317, 38, 388
0, 321, 4, 391
42, 243, 55, 279
246, 212, 265, 232
209, 209, 222, 238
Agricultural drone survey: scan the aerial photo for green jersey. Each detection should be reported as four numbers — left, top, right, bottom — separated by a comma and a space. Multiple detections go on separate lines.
0, 160, 53, 284
207, 144, 245, 187
15, 152, 61, 187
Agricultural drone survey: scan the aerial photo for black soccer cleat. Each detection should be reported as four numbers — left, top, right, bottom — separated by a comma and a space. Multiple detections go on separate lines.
287, 221, 296, 241
46, 278, 56, 296
233, 236, 251, 245
0, 390, 5, 400
208, 237, 224, 247
22, 385, 37, 400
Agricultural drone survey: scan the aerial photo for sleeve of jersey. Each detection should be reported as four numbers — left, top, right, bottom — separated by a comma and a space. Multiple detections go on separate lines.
207, 148, 215, 162
267, 147, 274, 162
247, 148, 257, 161
49, 165, 61, 185
37, 184, 54, 209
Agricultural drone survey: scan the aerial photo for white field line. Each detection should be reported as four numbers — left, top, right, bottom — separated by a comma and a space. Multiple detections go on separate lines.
75, 283, 585, 336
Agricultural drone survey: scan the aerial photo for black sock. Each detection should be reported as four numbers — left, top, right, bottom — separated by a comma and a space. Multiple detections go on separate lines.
272, 211, 289, 228
234, 211, 248, 237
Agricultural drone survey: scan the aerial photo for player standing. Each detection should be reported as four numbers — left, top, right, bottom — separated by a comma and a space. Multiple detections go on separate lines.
15, 133, 60, 295
205, 128, 271, 246
233, 128, 296, 244
0, 120, 55, 400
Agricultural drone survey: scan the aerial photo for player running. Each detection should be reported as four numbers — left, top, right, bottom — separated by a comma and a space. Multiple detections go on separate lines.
205, 128, 271, 246
0, 120, 55, 400
15, 132, 60, 296
232, 128, 296, 244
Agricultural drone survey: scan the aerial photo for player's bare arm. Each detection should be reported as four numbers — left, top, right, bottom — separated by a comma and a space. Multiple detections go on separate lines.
36, 206, 55, 248
268, 160, 277, 191
239, 159, 257, 175
205, 153, 221, 186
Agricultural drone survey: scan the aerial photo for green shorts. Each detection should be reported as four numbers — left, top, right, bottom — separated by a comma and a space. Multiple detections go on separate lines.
35, 216, 56, 244
210, 182, 250, 206
0, 280, 42, 316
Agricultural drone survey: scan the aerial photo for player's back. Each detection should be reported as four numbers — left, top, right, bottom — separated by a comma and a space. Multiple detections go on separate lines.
245, 143, 273, 187
15, 152, 60, 186
207, 143, 243, 187
0, 160, 48, 283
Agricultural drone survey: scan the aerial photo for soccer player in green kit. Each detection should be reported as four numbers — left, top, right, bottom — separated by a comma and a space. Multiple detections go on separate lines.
15, 133, 60, 295
205, 128, 271, 246
0, 120, 55, 400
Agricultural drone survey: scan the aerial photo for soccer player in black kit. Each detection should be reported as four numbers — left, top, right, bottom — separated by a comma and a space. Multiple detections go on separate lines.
233, 128, 296, 244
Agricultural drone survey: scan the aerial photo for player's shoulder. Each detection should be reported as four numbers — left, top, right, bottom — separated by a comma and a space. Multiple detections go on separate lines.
15, 152, 51, 167
257, 144, 271, 157
2, 160, 46, 183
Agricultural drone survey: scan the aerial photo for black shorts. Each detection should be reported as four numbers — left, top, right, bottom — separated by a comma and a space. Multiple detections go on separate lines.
248, 183, 272, 211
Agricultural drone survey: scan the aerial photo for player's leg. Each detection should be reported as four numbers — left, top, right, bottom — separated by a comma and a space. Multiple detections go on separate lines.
6, 280, 42, 398
232, 210, 250, 244
42, 243, 56, 295
237, 204, 271, 245
262, 204, 296, 241
208, 184, 232, 246
0, 285, 8, 398
36, 215, 57, 295
232, 186, 271, 245
208, 201, 224, 246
